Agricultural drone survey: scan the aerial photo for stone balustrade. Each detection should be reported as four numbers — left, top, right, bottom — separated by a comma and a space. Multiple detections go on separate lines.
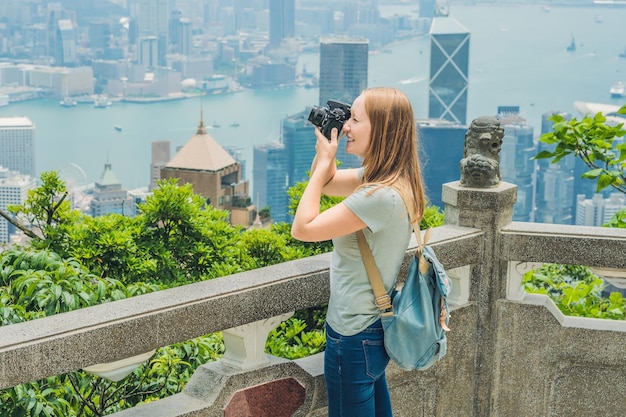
1, 180, 625, 416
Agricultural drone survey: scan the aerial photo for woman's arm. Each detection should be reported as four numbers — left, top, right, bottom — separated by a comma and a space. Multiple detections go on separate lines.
291, 128, 367, 242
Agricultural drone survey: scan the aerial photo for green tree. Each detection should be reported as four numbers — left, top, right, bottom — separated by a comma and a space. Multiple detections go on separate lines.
535, 105, 626, 227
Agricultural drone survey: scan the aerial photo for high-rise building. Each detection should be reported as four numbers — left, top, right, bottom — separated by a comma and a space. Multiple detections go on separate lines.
0, 167, 36, 244
150, 140, 171, 191
161, 118, 254, 227
0, 116, 35, 178
498, 107, 536, 222
269, 0, 295, 49
576, 193, 626, 227
225, 146, 246, 181
419, 0, 436, 18
90, 162, 135, 217
253, 142, 289, 223
318, 38, 368, 108
137, 0, 169, 66
138, 36, 159, 69
55, 19, 77, 66
178, 18, 192, 57
46, 4, 76, 65
416, 119, 466, 209
428, 15, 469, 124
283, 109, 315, 189
89, 21, 112, 53
535, 111, 575, 225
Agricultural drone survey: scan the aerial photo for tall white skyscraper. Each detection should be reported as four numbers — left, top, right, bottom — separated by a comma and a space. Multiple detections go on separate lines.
0, 116, 35, 178
576, 193, 626, 227
0, 167, 36, 244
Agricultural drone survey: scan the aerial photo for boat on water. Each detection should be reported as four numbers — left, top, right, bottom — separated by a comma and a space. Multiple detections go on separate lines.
94, 96, 112, 108
229, 122, 240, 127
610, 82, 625, 98
114, 125, 123, 132
566, 36, 576, 52
620, 48, 626, 58
211, 121, 221, 128
60, 97, 77, 107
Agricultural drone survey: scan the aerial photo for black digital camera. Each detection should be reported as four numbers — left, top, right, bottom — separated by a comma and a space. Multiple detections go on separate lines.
307, 99, 352, 140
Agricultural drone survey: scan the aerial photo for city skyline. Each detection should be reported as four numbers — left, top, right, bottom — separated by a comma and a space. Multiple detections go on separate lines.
0, 3, 625, 231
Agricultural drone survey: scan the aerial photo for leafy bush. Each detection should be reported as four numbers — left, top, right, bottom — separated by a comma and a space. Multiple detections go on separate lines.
523, 264, 625, 320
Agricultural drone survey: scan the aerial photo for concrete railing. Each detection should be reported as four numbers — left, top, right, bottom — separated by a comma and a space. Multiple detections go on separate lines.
1, 180, 625, 416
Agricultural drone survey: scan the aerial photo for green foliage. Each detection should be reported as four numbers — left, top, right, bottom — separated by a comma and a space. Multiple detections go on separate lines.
265, 317, 326, 359
0, 377, 72, 417
535, 106, 626, 227
535, 106, 626, 194
0, 246, 133, 321
523, 264, 626, 320
420, 205, 445, 229
258, 206, 271, 220
136, 179, 244, 284
8, 170, 80, 241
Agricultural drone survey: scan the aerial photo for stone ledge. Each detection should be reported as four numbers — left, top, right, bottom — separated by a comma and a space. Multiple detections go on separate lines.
110, 354, 327, 417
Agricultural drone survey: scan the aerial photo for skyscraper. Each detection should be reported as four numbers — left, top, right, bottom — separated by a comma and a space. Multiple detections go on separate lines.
416, 119, 466, 209
150, 140, 170, 191
318, 37, 367, 169
0, 116, 35, 178
0, 167, 36, 244
419, 0, 436, 18
576, 193, 626, 227
138, 36, 159, 69
318, 38, 368, 108
498, 107, 536, 222
269, 0, 295, 49
137, 0, 169, 67
535, 111, 575, 224
283, 110, 315, 189
428, 15, 470, 124
253, 142, 289, 223
55, 19, 77, 66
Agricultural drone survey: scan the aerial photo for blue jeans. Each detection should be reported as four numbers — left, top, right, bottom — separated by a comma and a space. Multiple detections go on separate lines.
324, 320, 393, 417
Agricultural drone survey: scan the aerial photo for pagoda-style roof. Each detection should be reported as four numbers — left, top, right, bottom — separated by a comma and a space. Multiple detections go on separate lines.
97, 162, 121, 186
165, 122, 237, 172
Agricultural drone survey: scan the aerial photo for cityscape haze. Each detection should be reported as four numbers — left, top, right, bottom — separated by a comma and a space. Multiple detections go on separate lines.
0, 1, 625, 232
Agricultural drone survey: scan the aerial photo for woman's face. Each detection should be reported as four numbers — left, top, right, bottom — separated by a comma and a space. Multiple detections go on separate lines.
342, 94, 371, 158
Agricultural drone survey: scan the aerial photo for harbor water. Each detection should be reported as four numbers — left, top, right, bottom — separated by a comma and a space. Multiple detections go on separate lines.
1, 4, 625, 192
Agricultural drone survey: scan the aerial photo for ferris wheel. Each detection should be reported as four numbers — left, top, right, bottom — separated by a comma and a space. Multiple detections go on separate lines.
58, 162, 89, 190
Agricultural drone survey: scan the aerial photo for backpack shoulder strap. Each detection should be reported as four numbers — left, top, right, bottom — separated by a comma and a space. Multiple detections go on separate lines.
356, 230, 393, 317
423, 246, 452, 331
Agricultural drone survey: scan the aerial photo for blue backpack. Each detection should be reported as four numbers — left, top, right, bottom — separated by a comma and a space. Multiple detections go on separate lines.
357, 228, 452, 371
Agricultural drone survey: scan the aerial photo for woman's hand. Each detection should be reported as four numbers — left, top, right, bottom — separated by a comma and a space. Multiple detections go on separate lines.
312, 127, 338, 185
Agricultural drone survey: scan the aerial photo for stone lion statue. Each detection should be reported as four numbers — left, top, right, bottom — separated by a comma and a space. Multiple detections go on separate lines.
459, 116, 504, 188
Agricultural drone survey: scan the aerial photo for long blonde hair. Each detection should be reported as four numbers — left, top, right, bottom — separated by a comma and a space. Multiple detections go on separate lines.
359, 87, 426, 223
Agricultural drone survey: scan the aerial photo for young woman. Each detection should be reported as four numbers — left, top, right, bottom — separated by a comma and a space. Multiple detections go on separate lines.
291, 87, 426, 417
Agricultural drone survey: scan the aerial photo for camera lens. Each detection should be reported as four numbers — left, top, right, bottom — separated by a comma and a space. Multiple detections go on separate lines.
308, 106, 327, 127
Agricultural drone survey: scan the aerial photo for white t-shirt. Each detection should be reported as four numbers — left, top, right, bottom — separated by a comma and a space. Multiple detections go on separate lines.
326, 184, 412, 336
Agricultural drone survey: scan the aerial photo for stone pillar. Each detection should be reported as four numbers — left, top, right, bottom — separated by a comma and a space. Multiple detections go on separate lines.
442, 180, 517, 417
221, 312, 294, 370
